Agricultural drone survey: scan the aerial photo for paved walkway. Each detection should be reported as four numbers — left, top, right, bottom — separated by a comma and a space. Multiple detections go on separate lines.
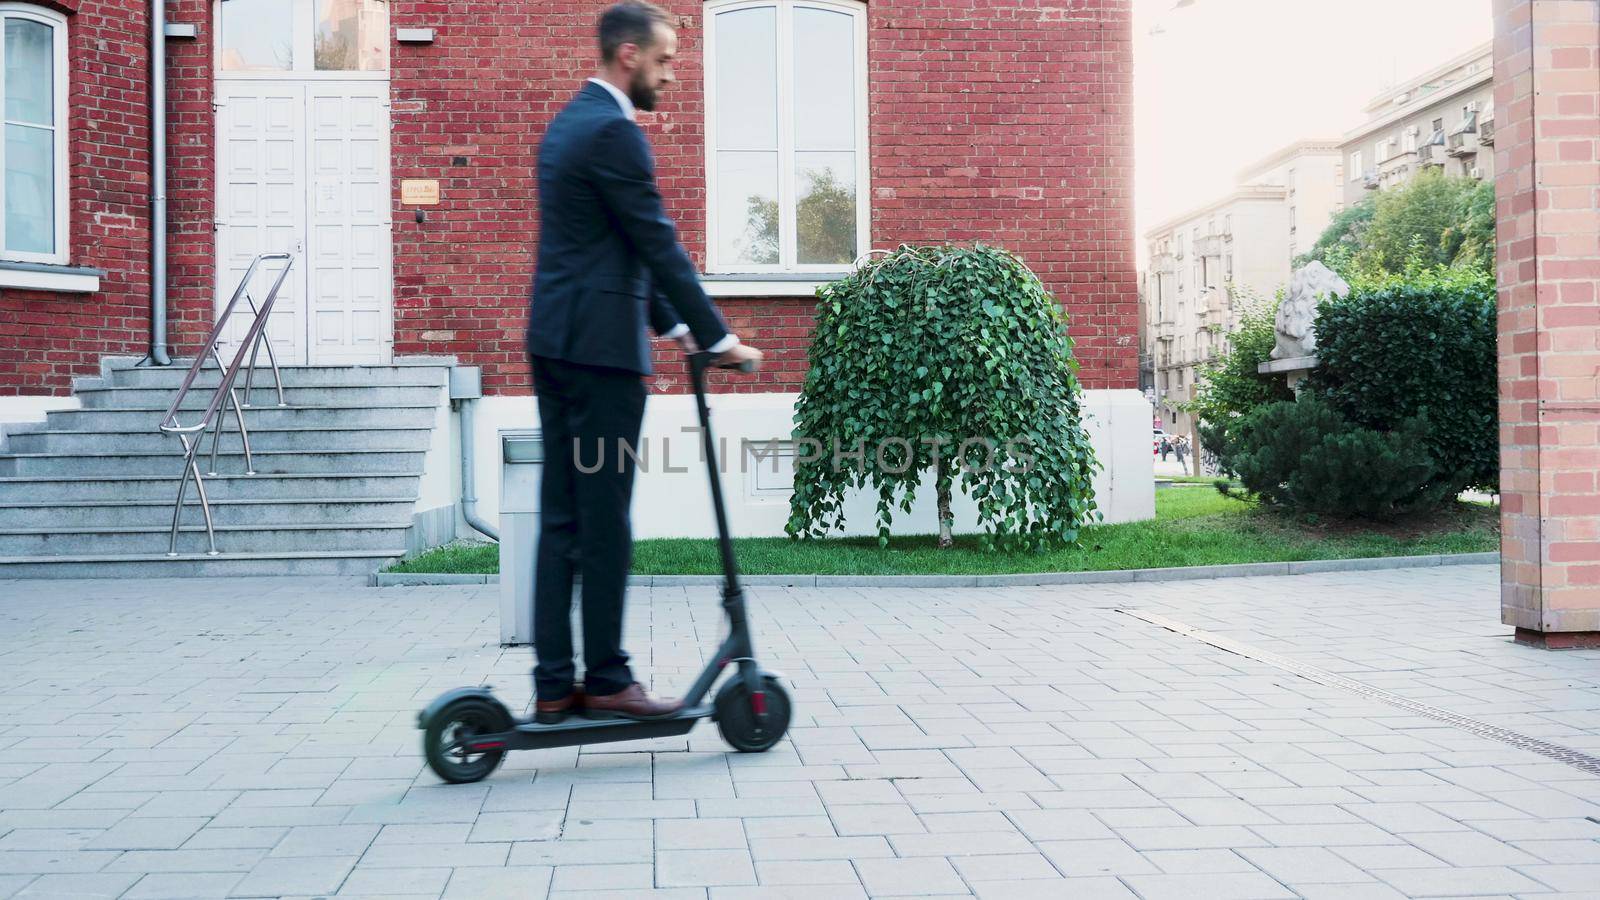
1, 566, 1598, 899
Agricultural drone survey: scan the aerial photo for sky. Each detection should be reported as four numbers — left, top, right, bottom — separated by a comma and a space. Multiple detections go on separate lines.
1133, 0, 1493, 263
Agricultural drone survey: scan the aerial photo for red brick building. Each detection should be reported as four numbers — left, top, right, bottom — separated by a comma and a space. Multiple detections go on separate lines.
0, 0, 1135, 397
0, 0, 1150, 575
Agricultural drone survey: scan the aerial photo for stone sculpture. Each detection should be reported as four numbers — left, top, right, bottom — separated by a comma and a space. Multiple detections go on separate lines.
1272, 261, 1350, 360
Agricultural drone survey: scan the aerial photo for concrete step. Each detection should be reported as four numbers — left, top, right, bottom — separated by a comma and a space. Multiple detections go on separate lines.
0, 522, 410, 556
0, 448, 427, 477
0, 549, 401, 579
76, 383, 444, 410
46, 404, 438, 431
0, 472, 421, 502
104, 365, 450, 390
3, 426, 434, 455
0, 497, 417, 529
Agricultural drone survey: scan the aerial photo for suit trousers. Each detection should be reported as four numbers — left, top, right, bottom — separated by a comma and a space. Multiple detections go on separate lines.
530, 354, 647, 701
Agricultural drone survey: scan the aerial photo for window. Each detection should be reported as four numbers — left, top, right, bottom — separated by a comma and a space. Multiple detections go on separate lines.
1402, 126, 1419, 153
1288, 205, 1297, 233
2, 4, 68, 263
1431, 117, 1444, 133
705, 0, 868, 273
1350, 150, 1363, 177
218, 0, 388, 74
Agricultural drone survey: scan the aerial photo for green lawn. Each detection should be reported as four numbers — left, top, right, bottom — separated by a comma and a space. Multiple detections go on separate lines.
388, 487, 1498, 576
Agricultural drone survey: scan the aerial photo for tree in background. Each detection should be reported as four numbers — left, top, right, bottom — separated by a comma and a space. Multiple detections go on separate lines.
1295, 197, 1375, 270
741, 168, 857, 267
1297, 171, 1494, 276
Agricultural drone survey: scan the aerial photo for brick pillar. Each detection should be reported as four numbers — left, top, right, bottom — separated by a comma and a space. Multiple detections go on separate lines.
1494, 0, 1600, 649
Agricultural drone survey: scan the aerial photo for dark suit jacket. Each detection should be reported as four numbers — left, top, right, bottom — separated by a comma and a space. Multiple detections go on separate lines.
527, 82, 731, 375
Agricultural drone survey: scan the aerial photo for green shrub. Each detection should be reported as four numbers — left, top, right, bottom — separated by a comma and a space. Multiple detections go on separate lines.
786, 244, 1099, 551
1227, 398, 1449, 520
1291, 416, 1452, 518
1308, 266, 1497, 492
1189, 287, 1294, 462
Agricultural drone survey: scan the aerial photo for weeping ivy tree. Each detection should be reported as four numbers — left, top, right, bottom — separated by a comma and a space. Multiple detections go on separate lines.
784, 245, 1100, 551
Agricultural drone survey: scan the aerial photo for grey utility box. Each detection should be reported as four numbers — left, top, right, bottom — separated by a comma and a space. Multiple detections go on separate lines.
499, 429, 543, 646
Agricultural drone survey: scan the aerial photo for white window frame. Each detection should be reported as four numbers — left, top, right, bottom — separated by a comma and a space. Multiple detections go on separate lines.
703, 0, 870, 277
1350, 150, 1363, 177
1, 3, 71, 265
212, 0, 389, 80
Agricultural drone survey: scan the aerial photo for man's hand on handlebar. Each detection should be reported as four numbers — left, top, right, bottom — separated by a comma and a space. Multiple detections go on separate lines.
716, 343, 763, 372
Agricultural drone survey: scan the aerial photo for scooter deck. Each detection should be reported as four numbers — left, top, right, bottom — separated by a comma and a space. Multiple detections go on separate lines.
482, 704, 714, 751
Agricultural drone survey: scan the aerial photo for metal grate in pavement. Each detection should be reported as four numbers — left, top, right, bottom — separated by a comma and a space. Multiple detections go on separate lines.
1119, 608, 1600, 778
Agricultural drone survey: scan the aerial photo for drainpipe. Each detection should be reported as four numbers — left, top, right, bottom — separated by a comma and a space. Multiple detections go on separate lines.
142, 0, 172, 366
459, 397, 499, 541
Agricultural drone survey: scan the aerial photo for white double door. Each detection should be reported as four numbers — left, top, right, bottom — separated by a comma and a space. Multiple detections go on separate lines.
215, 80, 392, 365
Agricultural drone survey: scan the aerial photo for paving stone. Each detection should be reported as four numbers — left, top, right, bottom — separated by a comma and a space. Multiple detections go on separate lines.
853, 857, 966, 896
1238, 847, 1375, 884
122, 872, 247, 899
359, 841, 510, 868
11, 873, 139, 898
1372, 865, 1550, 896
656, 849, 757, 887
974, 876, 1138, 899
828, 804, 925, 836
84, 816, 207, 850
467, 811, 564, 843
656, 818, 747, 850
889, 830, 1036, 856
1121, 872, 1298, 900
753, 860, 860, 885
1038, 838, 1161, 876
229, 855, 356, 896
549, 862, 653, 891
951, 851, 1059, 881
337, 865, 453, 896
440, 864, 553, 899
747, 836, 891, 861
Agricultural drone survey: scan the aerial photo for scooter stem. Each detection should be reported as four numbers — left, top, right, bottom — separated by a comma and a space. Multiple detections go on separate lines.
689, 353, 743, 597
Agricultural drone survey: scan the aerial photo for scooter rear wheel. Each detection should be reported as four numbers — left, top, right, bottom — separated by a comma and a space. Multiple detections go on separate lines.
714, 676, 792, 752
423, 696, 511, 783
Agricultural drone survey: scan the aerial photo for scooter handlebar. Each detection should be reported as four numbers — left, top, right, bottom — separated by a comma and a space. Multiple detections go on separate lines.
691, 351, 759, 374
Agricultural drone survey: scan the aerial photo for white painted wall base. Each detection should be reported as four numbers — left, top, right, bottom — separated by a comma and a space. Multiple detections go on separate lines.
0, 395, 79, 431
458, 388, 1154, 543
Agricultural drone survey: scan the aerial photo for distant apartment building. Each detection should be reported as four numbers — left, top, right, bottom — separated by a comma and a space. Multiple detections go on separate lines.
1340, 42, 1495, 208
1142, 142, 1342, 436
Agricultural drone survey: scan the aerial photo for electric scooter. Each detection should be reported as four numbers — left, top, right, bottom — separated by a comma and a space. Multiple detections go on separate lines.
418, 352, 792, 784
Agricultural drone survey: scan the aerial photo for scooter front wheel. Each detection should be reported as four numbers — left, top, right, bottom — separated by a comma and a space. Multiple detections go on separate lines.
423, 696, 511, 783
714, 676, 792, 752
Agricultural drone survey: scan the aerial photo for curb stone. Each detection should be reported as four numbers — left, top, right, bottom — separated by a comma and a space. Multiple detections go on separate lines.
373, 551, 1499, 588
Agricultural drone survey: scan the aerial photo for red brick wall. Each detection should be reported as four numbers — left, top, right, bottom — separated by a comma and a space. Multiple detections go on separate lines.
3, 0, 1136, 398
1493, 0, 1600, 642
392, 0, 1137, 394
0, 0, 152, 395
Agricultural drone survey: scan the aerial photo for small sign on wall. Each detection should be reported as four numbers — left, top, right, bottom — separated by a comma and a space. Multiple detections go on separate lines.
400, 179, 440, 205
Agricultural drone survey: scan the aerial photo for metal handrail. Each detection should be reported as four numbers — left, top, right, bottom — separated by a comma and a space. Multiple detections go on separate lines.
158, 253, 295, 556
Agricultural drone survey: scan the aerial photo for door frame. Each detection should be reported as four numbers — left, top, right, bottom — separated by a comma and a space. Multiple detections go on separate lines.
211, 0, 394, 365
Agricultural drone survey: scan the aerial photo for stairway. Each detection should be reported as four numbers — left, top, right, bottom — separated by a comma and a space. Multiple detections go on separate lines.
0, 357, 455, 578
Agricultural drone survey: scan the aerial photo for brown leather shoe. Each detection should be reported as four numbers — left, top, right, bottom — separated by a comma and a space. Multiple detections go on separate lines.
534, 685, 585, 724
582, 683, 681, 720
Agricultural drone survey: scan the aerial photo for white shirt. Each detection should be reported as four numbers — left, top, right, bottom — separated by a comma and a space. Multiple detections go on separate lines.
586, 77, 636, 122
585, 78, 738, 355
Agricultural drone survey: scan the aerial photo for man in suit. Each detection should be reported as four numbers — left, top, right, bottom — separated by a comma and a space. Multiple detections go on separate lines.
527, 1, 762, 722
